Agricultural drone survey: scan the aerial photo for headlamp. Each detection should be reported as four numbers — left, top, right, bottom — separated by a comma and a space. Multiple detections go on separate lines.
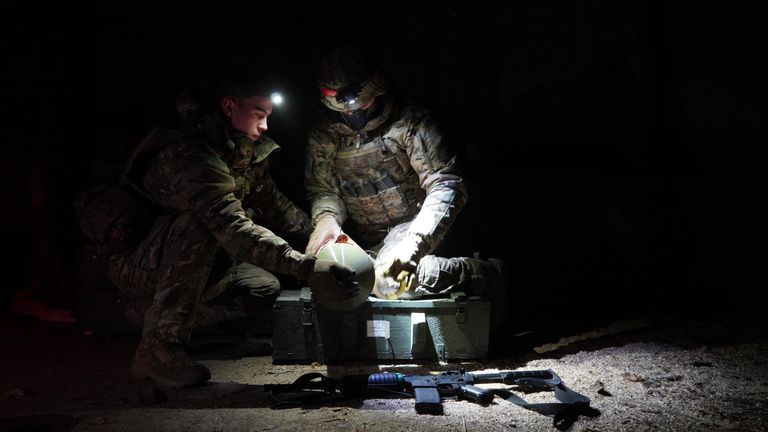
270, 92, 284, 106
335, 83, 362, 108
317, 71, 383, 112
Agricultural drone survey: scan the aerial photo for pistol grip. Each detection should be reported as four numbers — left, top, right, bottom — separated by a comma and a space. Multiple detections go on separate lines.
413, 386, 443, 414
458, 384, 495, 405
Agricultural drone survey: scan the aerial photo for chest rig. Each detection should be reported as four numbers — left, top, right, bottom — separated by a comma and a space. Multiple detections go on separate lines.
334, 134, 424, 245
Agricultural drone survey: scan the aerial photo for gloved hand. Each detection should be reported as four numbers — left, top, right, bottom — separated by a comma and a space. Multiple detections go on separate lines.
378, 233, 422, 279
306, 215, 347, 254
307, 258, 360, 303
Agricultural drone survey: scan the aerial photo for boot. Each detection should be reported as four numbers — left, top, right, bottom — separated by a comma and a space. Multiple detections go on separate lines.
131, 337, 211, 388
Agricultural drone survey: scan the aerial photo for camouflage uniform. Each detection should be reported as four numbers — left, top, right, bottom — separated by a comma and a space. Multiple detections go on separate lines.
306, 95, 504, 304
104, 111, 310, 344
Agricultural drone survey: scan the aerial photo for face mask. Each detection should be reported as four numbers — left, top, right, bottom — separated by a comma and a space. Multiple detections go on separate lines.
340, 99, 383, 131
341, 109, 369, 131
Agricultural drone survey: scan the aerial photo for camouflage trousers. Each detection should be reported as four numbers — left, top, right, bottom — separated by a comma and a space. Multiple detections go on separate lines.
103, 212, 280, 344
370, 221, 508, 328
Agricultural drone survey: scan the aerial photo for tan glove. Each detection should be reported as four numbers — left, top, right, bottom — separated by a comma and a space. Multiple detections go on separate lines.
378, 233, 422, 279
301, 256, 360, 303
306, 214, 357, 254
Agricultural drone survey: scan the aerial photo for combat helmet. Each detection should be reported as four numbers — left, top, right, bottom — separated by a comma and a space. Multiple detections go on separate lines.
316, 46, 388, 112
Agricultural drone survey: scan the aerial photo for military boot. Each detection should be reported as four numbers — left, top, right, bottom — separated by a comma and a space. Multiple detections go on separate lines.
131, 337, 211, 388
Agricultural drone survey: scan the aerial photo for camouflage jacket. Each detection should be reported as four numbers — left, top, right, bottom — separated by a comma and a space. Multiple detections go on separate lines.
304, 95, 468, 253
139, 112, 311, 278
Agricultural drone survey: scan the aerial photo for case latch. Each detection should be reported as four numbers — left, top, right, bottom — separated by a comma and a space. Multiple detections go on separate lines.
452, 292, 468, 324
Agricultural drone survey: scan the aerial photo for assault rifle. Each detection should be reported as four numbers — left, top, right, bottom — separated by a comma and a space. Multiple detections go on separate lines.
265, 368, 593, 419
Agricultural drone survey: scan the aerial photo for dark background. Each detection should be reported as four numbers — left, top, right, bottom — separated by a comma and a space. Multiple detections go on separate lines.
2, 1, 766, 325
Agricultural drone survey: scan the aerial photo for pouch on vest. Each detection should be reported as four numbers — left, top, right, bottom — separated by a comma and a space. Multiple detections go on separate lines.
75, 183, 157, 255
75, 127, 171, 255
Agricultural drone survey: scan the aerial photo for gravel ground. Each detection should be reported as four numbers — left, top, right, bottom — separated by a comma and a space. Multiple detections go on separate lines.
1, 315, 766, 431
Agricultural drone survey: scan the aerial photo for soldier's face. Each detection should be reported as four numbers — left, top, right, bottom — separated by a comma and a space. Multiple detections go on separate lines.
220, 95, 273, 140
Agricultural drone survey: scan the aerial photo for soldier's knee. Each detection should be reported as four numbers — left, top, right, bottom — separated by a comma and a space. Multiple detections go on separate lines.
414, 255, 456, 294
244, 281, 280, 312
249, 277, 281, 301
237, 270, 281, 306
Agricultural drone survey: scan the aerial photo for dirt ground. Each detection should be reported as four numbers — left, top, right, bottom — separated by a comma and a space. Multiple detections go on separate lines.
1, 312, 767, 432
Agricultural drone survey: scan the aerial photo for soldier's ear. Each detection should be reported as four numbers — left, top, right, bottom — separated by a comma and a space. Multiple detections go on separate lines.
220, 98, 235, 118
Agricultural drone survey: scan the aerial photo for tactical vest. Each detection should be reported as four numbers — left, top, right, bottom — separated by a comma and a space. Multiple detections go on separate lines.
335, 135, 425, 245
